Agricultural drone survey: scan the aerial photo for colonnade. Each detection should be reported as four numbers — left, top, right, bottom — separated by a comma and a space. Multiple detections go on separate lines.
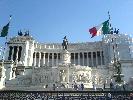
33, 51, 104, 67
71, 51, 104, 66
8, 46, 22, 62
33, 52, 61, 67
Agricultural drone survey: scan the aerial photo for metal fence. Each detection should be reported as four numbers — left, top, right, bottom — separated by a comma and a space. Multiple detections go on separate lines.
0, 90, 133, 100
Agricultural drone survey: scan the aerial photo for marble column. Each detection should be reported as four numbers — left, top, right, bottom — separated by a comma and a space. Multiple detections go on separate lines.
82, 52, 84, 66
78, 53, 80, 65
87, 52, 89, 66
34, 52, 36, 66
47, 53, 49, 66
52, 53, 54, 67
102, 51, 104, 65
100, 51, 102, 66
74, 53, 75, 65
96, 51, 98, 66
56, 53, 59, 66
38, 52, 41, 67
91, 52, 94, 67
43, 52, 45, 66
11, 46, 14, 61
16, 46, 19, 63
8, 46, 13, 60
18, 46, 22, 62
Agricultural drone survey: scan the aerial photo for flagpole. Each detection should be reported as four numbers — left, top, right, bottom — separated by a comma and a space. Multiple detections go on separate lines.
5, 15, 12, 41
0, 46, 2, 60
108, 11, 111, 21
3, 15, 12, 61
102, 11, 111, 41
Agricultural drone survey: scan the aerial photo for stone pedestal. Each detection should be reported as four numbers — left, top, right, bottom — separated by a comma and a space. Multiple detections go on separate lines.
113, 74, 125, 91
57, 50, 71, 87
0, 60, 6, 89
4, 60, 15, 81
61, 50, 71, 65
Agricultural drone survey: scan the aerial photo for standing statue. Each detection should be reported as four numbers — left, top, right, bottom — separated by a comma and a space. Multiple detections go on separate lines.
18, 30, 23, 36
113, 60, 121, 75
62, 36, 68, 50
113, 60, 123, 83
24, 31, 30, 36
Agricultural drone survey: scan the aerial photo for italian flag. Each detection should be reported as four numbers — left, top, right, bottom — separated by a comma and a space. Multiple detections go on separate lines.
0, 22, 10, 37
89, 20, 110, 38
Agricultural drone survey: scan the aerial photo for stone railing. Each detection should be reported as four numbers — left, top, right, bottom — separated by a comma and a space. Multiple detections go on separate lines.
0, 90, 133, 99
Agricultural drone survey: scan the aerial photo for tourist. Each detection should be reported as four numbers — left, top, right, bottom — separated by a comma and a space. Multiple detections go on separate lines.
94, 86, 97, 91
110, 81, 114, 91
53, 84, 56, 91
123, 84, 126, 91
92, 82, 95, 90
81, 83, 84, 91
103, 82, 106, 90
71, 84, 73, 89
78, 84, 81, 91
108, 93, 112, 100
45, 84, 48, 88
61, 84, 65, 88
66, 83, 69, 88
74, 83, 78, 90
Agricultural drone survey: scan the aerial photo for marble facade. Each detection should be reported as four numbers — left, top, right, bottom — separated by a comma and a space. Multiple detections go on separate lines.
0, 34, 133, 90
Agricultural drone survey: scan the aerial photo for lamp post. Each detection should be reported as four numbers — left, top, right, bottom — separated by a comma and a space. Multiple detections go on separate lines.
112, 35, 124, 90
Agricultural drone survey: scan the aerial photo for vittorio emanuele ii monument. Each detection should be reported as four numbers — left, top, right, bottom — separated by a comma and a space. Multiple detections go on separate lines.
0, 30, 133, 91
0, 15, 133, 91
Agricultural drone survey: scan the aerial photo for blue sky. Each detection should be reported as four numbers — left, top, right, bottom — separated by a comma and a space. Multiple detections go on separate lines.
0, 0, 133, 44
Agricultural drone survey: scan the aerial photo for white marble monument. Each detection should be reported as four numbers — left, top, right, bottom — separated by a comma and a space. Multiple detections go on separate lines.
0, 33, 133, 90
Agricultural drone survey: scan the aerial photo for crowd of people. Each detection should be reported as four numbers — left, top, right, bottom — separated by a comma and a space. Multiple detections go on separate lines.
45, 82, 85, 91
44, 81, 128, 91
73, 82, 84, 91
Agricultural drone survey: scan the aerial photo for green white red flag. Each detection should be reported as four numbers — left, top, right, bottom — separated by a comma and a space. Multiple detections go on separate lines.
0, 22, 10, 37
0, 15, 12, 37
89, 20, 110, 38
